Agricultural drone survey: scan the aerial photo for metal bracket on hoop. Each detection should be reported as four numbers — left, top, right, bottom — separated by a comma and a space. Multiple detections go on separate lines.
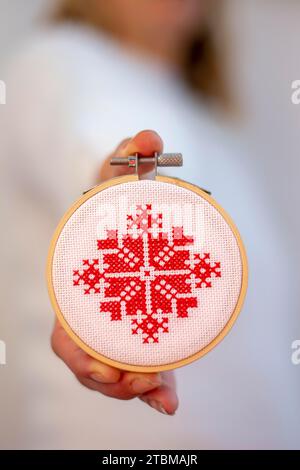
110, 152, 183, 179
83, 152, 211, 194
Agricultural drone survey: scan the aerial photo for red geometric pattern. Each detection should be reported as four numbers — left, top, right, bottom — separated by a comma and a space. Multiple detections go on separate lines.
73, 204, 221, 343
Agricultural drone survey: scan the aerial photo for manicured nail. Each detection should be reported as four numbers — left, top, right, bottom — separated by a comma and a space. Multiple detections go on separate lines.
131, 377, 161, 394
90, 372, 107, 383
145, 398, 174, 416
119, 138, 132, 154
89, 362, 120, 384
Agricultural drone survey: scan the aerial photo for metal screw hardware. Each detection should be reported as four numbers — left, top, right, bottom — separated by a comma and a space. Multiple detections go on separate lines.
110, 153, 183, 168
84, 151, 211, 194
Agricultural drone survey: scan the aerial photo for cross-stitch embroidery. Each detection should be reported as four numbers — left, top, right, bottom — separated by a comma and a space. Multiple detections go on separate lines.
73, 204, 221, 343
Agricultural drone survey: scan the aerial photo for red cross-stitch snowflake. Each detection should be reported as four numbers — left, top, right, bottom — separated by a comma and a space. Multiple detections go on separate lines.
73, 204, 221, 343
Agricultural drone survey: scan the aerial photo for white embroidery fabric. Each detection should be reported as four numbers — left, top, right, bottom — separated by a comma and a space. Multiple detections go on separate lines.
51, 180, 243, 367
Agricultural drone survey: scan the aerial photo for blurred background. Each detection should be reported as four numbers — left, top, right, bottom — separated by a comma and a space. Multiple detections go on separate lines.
0, 0, 299, 449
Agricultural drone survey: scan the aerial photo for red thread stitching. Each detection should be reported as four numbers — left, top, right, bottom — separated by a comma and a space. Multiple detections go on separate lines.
73, 204, 221, 343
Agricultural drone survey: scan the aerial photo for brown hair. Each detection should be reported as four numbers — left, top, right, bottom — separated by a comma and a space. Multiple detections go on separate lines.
51, 0, 228, 106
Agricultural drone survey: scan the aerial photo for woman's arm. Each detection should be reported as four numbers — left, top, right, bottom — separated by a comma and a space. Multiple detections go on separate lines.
51, 130, 178, 416
3, 42, 178, 415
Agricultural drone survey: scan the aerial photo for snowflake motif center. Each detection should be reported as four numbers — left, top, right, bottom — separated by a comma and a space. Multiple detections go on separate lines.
139, 266, 155, 281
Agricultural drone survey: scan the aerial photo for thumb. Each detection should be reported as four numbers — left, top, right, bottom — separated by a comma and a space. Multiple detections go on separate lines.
99, 130, 163, 181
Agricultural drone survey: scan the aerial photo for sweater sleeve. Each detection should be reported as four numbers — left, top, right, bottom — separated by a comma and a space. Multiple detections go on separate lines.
1, 34, 107, 216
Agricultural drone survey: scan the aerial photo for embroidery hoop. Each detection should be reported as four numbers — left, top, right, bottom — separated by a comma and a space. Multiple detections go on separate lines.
47, 161, 248, 373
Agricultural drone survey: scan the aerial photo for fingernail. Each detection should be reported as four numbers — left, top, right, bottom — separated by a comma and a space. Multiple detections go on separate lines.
90, 372, 108, 383
145, 398, 174, 416
89, 363, 120, 384
119, 138, 132, 155
131, 377, 161, 394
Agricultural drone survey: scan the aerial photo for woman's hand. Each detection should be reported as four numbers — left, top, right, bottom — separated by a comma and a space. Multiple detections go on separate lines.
51, 130, 178, 416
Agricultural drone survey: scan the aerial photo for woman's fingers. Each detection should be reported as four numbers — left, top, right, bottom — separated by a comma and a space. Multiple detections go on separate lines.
86, 371, 163, 401
52, 320, 177, 413
75, 371, 178, 416
99, 129, 163, 180
51, 320, 120, 384
51, 320, 164, 399
139, 371, 178, 416
121, 129, 163, 157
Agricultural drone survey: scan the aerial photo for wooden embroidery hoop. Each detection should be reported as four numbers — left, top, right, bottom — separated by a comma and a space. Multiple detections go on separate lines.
47, 173, 248, 373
